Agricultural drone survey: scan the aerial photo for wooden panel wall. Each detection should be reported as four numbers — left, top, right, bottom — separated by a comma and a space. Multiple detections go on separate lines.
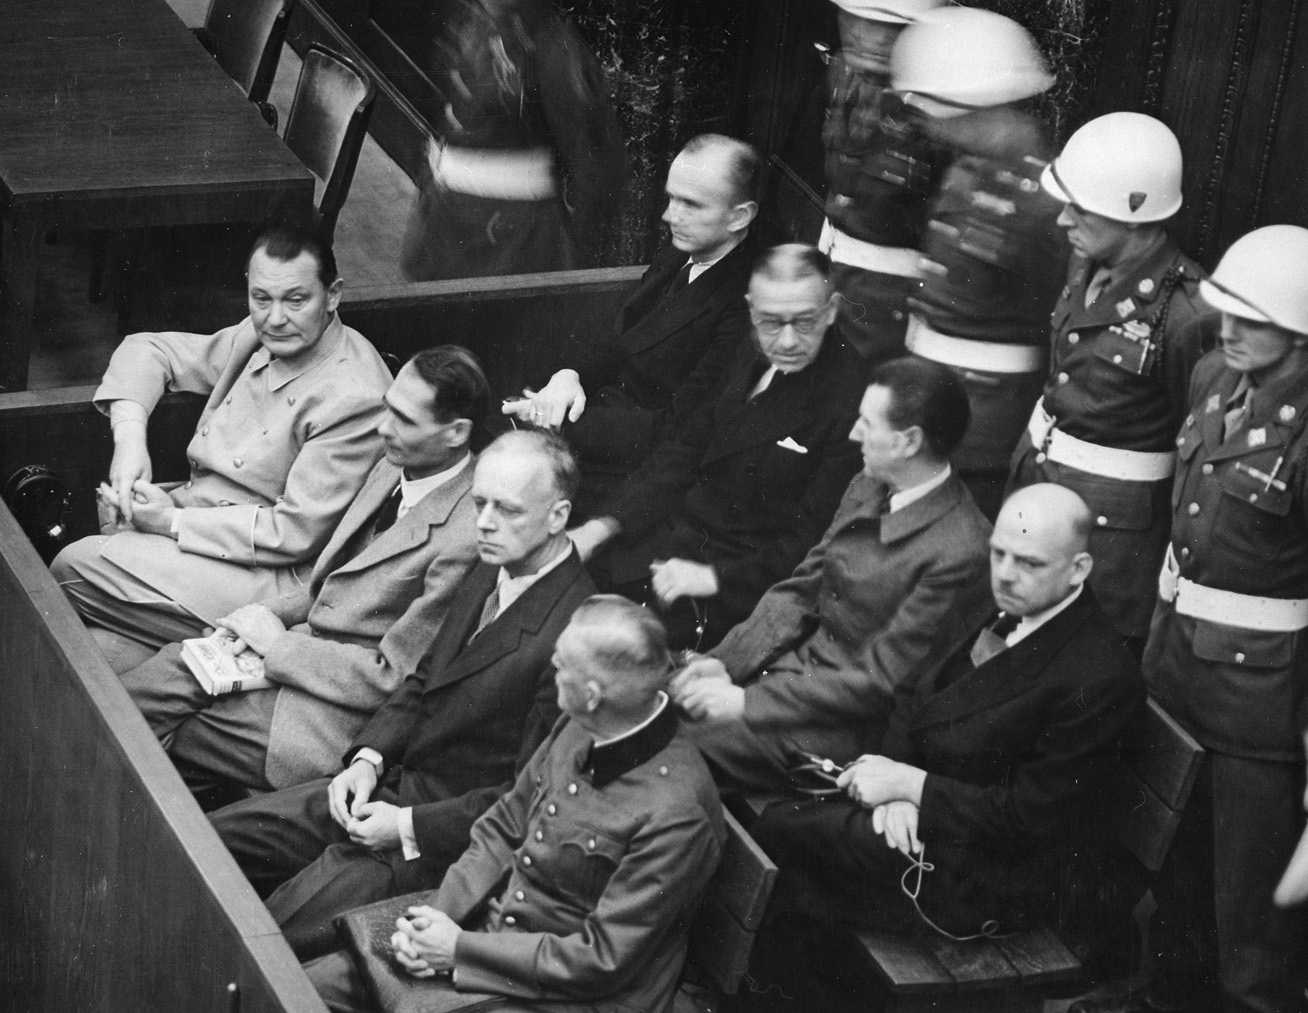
0, 501, 323, 1013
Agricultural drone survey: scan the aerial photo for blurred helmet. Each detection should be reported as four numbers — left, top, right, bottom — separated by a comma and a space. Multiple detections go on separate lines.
1041, 113, 1183, 223
830, 0, 946, 24
1200, 225, 1308, 335
891, 8, 1053, 114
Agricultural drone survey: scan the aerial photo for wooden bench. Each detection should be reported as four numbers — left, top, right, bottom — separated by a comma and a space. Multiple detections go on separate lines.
737, 698, 1204, 1012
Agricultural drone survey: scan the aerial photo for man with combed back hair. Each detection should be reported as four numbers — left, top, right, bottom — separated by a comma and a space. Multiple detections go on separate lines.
303, 596, 724, 1013
52, 223, 392, 671
118, 347, 489, 793
505, 134, 761, 513
671, 356, 995, 792
211, 428, 596, 959
570, 244, 865, 650
747, 484, 1143, 1008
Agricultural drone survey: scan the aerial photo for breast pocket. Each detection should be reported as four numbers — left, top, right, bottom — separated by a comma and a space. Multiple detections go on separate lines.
1056, 468, 1154, 532
1214, 465, 1294, 561
555, 827, 626, 908
1091, 327, 1153, 380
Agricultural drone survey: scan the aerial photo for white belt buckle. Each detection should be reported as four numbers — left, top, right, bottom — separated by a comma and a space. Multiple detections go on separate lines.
1158, 546, 1179, 603
1027, 398, 1054, 451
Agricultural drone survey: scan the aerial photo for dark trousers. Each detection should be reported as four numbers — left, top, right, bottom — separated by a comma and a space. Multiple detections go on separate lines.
1149, 753, 1308, 1013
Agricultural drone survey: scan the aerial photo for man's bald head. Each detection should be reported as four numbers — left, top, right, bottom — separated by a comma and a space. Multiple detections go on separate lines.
989, 484, 1094, 618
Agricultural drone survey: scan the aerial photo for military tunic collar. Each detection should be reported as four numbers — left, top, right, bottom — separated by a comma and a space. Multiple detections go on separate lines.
581, 693, 678, 787
248, 314, 347, 391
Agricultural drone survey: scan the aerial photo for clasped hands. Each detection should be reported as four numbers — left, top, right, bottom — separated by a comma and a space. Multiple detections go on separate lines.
838, 755, 928, 857
391, 905, 462, 978
96, 479, 175, 536
669, 656, 744, 724
327, 758, 403, 851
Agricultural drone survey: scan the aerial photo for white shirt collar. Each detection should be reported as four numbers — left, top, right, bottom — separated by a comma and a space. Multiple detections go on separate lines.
592, 692, 670, 749
1008, 584, 1084, 646
494, 537, 573, 615
398, 452, 471, 518
888, 464, 951, 514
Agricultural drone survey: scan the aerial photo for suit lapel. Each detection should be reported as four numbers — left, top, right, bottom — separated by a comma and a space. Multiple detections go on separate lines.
311, 460, 401, 584
616, 240, 750, 357
424, 549, 584, 694
704, 352, 823, 464
879, 475, 964, 546
911, 592, 1094, 730
335, 463, 474, 575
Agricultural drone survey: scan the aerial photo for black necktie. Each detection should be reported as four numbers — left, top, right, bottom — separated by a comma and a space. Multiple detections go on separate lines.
661, 261, 693, 304
372, 485, 403, 536
968, 613, 1020, 669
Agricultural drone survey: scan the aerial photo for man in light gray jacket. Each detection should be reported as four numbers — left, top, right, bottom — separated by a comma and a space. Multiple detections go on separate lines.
119, 347, 488, 792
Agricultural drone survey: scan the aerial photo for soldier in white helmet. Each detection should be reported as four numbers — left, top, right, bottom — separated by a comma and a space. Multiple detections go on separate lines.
1009, 113, 1216, 650
817, 0, 949, 363
1117, 226, 1308, 1013
890, 7, 1069, 517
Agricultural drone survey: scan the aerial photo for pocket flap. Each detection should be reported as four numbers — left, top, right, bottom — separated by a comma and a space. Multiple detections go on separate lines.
1191, 619, 1294, 669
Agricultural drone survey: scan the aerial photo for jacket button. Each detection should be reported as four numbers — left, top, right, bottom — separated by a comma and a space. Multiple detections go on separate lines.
1202, 463, 1214, 475
287, 396, 296, 405
567, 783, 577, 795
547, 804, 556, 815
587, 838, 596, 850
659, 765, 669, 776
522, 855, 532, 866
1180, 547, 1190, 558
1035, 452, 1047, 464
1097, 516, 1108, 526
515, 890, 525, 901
504, 915, 515, 926
1057, 372, 1070, 384
185, 481, 193, 489
225, 396, 232, 405
1113, 354, 1123, 364
201, 426, 209, 436
1188, 503, 1200, 516
311, 629, 320, 637
1067, 332, 1079, 344
233, 457, 243, 468
535, 830, 543, 841
1235, 652, 1246, 664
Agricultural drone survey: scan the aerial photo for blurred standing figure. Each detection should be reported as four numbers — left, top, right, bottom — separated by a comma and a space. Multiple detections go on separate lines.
1009, 113, 1214, 647
892, 8, 1067, 517
402, 0, 627, 280
819, 0, 949, 363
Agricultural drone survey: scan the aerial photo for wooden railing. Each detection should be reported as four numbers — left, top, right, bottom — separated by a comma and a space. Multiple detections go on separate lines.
0, 497, 325, 1012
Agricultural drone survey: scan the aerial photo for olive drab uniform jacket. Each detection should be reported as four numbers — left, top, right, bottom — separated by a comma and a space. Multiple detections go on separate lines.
1010, 236, 1215, 639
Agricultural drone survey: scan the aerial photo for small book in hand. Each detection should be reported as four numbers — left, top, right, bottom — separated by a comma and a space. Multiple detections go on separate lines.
180, 634, 271, 696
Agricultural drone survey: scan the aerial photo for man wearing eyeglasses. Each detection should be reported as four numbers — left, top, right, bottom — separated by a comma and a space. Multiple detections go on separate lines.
568, 245, 865, 649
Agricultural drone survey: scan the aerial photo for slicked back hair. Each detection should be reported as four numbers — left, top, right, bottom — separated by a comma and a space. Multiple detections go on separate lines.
248, 222, 338, 289
751, 243, 833, 287
482, 428, 580, 502
406, 346, 491, 451
681, 133, 763, 206
868, 356, 971, 459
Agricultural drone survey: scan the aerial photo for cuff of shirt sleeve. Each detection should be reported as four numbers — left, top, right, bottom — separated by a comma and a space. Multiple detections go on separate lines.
353, 747, 385, 776
398, 807, 420, 861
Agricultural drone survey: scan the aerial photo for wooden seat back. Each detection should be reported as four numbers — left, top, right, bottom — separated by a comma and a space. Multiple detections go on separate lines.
283, 43, 376, 238
205, 0, 295, 107
688, 808, 779, 995
1105, 697, 1204, 873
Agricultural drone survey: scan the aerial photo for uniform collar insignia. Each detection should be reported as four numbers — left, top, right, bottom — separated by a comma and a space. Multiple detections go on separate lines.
1280, 405, 1296, 424
1138, 278, 1155, 295
1116, 298, 1136, 317
1206, 394, 1221, 413
1248, 427, 1268, 448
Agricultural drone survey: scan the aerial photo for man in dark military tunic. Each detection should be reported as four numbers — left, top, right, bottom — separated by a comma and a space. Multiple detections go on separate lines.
1009, 113, 1215, 648
818, 0, 949, 363
1137, 226, 1308, 1013
890, 8, 1067, 518
401, 0, 627, 280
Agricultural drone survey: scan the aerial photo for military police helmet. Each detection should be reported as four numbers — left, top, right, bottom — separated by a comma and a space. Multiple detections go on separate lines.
890, 8, 1053, 116
829, 0, 945, 24
1041, 113, 1183, 223
1201, 225, 1308, 336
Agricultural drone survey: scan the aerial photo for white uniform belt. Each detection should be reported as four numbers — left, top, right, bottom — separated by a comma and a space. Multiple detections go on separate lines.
819, 220, 923, 279
1027, 398, 1176, 482
905, 315, 1045, 374
1159, 544, 1308, 632
427, 139, 556, 201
